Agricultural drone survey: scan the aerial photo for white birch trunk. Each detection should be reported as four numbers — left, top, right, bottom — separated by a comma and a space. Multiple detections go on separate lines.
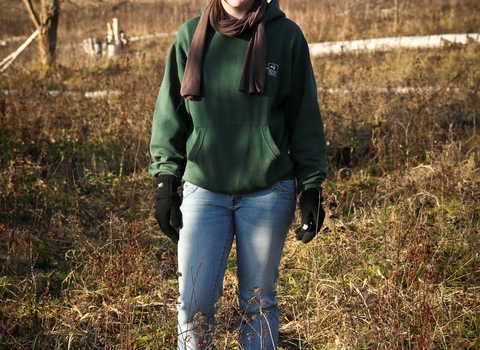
309, 33, 480, 56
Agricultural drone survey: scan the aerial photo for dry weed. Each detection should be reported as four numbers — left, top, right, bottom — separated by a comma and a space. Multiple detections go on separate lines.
1, 0, 479, 348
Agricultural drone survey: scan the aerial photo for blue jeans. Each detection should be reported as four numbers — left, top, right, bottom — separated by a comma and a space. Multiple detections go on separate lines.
177, 180, 297, 350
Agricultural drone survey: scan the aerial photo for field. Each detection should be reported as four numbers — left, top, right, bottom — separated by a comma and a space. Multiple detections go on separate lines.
1, 0, 479, 348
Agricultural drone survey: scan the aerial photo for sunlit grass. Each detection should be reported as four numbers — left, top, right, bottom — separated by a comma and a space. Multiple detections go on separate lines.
0, 0, 479, 348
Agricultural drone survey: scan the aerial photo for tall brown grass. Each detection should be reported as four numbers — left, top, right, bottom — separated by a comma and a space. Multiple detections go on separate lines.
1, 0, 479, 348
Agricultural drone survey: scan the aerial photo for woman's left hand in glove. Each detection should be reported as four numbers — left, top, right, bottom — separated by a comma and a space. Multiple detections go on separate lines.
295, 188, 325, 243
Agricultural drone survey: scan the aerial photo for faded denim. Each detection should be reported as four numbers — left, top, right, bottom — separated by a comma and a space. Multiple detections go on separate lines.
177, 180, 297, 350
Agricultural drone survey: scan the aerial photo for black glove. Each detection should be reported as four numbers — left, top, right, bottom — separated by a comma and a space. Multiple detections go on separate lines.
154, 175, 182, 244
295, 188, 325, 243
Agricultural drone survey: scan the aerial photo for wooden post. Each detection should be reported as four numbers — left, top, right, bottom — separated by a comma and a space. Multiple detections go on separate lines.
107, 21, 116, 58
94, 39, 102, 58
106, 18, 124, 58
365, 0, 371, 20
83, 38, 92, 57
450, 0, 456, 23
394, 0, 399, 33
113, 18, 120, 47
113, 18, 125, 54
82, 37, 103, 59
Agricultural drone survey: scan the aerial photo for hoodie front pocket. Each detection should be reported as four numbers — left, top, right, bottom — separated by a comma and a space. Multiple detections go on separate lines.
183, 125, 292, 193
260, 126, 282, 160
185, 127, 206, 168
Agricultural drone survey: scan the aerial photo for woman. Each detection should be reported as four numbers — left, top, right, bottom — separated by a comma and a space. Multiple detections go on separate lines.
149, 0, 327, 348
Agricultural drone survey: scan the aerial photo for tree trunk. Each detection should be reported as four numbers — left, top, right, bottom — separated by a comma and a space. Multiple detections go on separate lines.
38, 0, 59, 66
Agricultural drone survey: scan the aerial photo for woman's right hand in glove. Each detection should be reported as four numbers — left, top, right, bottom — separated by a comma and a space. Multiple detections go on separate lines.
154, 175, 182, 244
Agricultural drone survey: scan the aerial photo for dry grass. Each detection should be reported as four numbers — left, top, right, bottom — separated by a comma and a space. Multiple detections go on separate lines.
1, 0, 480, 349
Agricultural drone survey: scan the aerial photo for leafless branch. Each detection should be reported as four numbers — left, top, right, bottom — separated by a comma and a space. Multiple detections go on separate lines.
0, 323, 28, 350
22, 0, 41, 29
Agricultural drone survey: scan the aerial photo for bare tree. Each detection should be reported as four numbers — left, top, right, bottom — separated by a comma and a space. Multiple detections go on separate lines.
23, 0, 60, 66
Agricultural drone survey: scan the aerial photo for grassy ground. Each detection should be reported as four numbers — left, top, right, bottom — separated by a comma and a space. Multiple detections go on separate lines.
1, 0, 479, 348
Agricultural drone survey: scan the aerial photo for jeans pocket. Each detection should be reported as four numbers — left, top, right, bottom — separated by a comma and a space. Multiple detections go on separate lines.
182, 181, 198, 200
271, 179, 297, 200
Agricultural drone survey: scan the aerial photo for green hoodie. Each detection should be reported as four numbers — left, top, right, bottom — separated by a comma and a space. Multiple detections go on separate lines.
149, 0, 327, 194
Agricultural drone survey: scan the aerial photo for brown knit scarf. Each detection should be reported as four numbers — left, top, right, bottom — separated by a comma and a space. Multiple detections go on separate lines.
180, 0, 267, 101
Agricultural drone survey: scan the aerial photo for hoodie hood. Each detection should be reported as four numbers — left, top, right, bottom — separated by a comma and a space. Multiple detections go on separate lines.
265, 0, 285, 22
